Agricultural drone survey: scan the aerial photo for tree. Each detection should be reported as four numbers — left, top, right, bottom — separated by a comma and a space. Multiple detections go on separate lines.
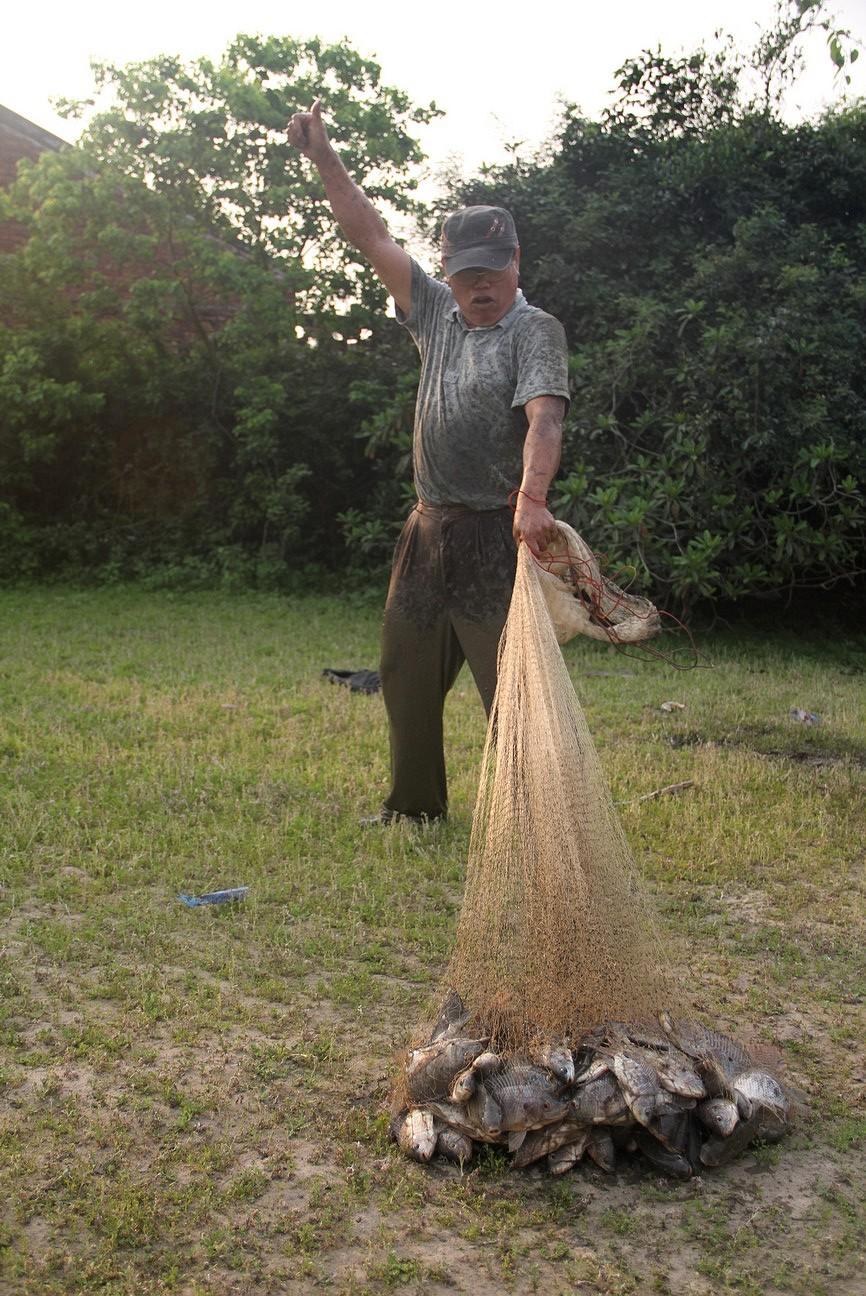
0, 36, 432, 583
403, 2, 866, 606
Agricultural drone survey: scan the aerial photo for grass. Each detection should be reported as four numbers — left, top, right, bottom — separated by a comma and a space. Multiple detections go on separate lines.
0, 586, 864, 1295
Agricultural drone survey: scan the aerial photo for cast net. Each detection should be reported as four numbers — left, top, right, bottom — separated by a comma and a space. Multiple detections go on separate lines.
442, 531, 680, 1052
392, 529, 793, 1179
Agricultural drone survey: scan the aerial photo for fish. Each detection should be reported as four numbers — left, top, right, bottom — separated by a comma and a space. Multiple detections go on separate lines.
732, 1071, 790, 1142
485, 1065, 569, 1133
700, 1108, 763, 1167
424, 1100, 503, 1145
465, 1083, 504, 1136
647, 1104, 695, 1158
733, 1069, 788, 1114
511, 1119, 590, 1169
576, 1022, 628, 1051
388, 1107, 408, 1144
435, 1127, 473, 1166
396, 1109, 437, 1162
406, 1036, 489, 1102
534, 1042, 575, 1085
571, 1070, 632, 1125
658, 1012, 752, 1091
652, 1087, 697, 1117
586, 1129, 616, 1172
573, 1052, 612, 1084
472, 1051, 503, 1075
754, 1103, 789, 1143
620, 1021, 676, 1052
651, 1049, 706, 1100
548, 1133, 589, 1175
429, 989, 471, 1043
449, 1066, 477, 1104
612, 1051, 659, 1127
696, 1097, 740, 1138
635, 1128, 693, 1180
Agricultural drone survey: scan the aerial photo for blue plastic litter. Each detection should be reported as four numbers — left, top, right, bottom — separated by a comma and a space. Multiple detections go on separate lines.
178, 886, 250, 907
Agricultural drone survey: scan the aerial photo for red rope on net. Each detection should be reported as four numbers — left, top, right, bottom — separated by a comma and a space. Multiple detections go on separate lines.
506, 491, 702, 669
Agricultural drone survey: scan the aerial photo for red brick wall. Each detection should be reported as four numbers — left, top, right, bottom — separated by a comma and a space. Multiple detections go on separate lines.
0, 104, 66, 252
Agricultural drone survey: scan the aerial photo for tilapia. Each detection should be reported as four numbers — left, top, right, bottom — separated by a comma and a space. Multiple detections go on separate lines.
755, 1105, 789, 1143
571, 1070, 632, 1125
635, 1128, 692, 1180
700, 1108, 763, 1167
612, 1051, 659, 1127
396, 1109, 437, 1162
424, 1100, 503, 1144
406, 1036, 489, 1102
648, 1104, 697, 1159
619, 1021, 676, 1052
586, 1129, 616, 1172
658, 1012, 752, 1092
485, 1065, 569, 1133
548, 1132, 589, 1175
465, 1083, 503, 1136
435, 1127, 473, 1166
733, 1069, 788, 1115
471, 1051, 503, 1075
511, 1118, 590, 1169
429, 989, 471, 1043
573, 1052, 612, 1084
534, 1042, 575, 1085
733, 1071, 790, 1142
449, 1066, 477, 1104
697, 1097, 740, 1138
577, 1021, 632, 1050
652, 1049, 706, 1100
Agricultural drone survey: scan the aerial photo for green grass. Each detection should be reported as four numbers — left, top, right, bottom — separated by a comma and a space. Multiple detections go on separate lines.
0, 587, 864, 1295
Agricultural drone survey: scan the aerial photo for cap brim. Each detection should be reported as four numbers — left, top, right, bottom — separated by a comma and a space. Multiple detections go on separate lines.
443, 245, 516, 276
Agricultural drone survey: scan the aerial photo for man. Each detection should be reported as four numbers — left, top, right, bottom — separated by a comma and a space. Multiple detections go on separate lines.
288, 101, 569, 823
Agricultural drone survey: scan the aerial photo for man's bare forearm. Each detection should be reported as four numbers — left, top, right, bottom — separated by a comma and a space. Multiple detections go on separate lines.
288, 101, 411, 310
313, 146, 391, 254
512, 397, 565, 551
521, 409, 562, 501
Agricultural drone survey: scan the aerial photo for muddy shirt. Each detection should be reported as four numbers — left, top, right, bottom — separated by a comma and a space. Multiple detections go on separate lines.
396, 259, 570, 510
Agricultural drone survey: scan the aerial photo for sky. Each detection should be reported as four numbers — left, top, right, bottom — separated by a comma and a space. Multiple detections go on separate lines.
4, 0, 865, 184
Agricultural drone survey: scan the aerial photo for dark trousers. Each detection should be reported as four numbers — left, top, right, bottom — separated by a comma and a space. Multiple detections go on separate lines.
380, 502, 517, 819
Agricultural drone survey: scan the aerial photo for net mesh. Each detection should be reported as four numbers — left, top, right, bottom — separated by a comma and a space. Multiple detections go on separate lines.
440, 540, 681, 1053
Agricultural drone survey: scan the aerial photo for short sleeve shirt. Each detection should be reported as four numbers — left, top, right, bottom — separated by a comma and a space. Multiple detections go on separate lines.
396, 259, 570, 510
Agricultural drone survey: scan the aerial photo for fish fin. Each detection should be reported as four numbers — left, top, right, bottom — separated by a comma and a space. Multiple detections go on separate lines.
507, 1130, 527, 1153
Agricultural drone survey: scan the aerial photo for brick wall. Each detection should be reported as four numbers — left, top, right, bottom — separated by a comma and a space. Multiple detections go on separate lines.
0, 103, 66, 253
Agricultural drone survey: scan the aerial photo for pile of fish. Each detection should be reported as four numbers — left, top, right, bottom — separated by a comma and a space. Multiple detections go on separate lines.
391, 993, 791, 1178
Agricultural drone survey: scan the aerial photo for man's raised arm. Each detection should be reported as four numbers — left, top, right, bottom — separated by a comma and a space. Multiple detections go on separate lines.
287, 100, 412, 315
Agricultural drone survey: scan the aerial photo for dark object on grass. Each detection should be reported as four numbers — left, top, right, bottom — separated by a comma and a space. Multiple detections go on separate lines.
178, 886, 250, 907
322, 668, 381, 695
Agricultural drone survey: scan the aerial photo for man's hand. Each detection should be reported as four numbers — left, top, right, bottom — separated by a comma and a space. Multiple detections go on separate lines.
288, 98, 330, 163
513, 495, 559, 556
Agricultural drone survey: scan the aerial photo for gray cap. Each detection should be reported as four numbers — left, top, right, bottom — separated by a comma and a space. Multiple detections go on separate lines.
441, 205, 518, 275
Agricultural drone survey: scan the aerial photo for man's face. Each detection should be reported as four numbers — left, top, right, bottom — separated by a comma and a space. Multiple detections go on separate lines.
444, 250, 521, 329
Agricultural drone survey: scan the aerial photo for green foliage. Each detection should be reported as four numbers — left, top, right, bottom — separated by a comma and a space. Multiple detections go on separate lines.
1, 11, 864, 605
0, 35, 432, 583
427, 10, 866, 607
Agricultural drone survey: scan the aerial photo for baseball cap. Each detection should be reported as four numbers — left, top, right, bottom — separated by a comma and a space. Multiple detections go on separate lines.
440, 206, 519, 276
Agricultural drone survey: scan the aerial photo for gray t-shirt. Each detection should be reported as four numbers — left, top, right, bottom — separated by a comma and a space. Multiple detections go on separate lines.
396, 259, 570, 510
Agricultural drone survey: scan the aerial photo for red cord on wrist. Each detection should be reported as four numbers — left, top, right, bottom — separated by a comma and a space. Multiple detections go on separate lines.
508, 488, 548, 510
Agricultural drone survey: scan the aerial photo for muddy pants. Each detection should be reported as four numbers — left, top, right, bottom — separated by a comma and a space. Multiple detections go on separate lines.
380, 502, 517, 820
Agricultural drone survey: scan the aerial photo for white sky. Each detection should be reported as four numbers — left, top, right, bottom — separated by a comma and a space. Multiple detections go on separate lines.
4, 0, 865, 184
